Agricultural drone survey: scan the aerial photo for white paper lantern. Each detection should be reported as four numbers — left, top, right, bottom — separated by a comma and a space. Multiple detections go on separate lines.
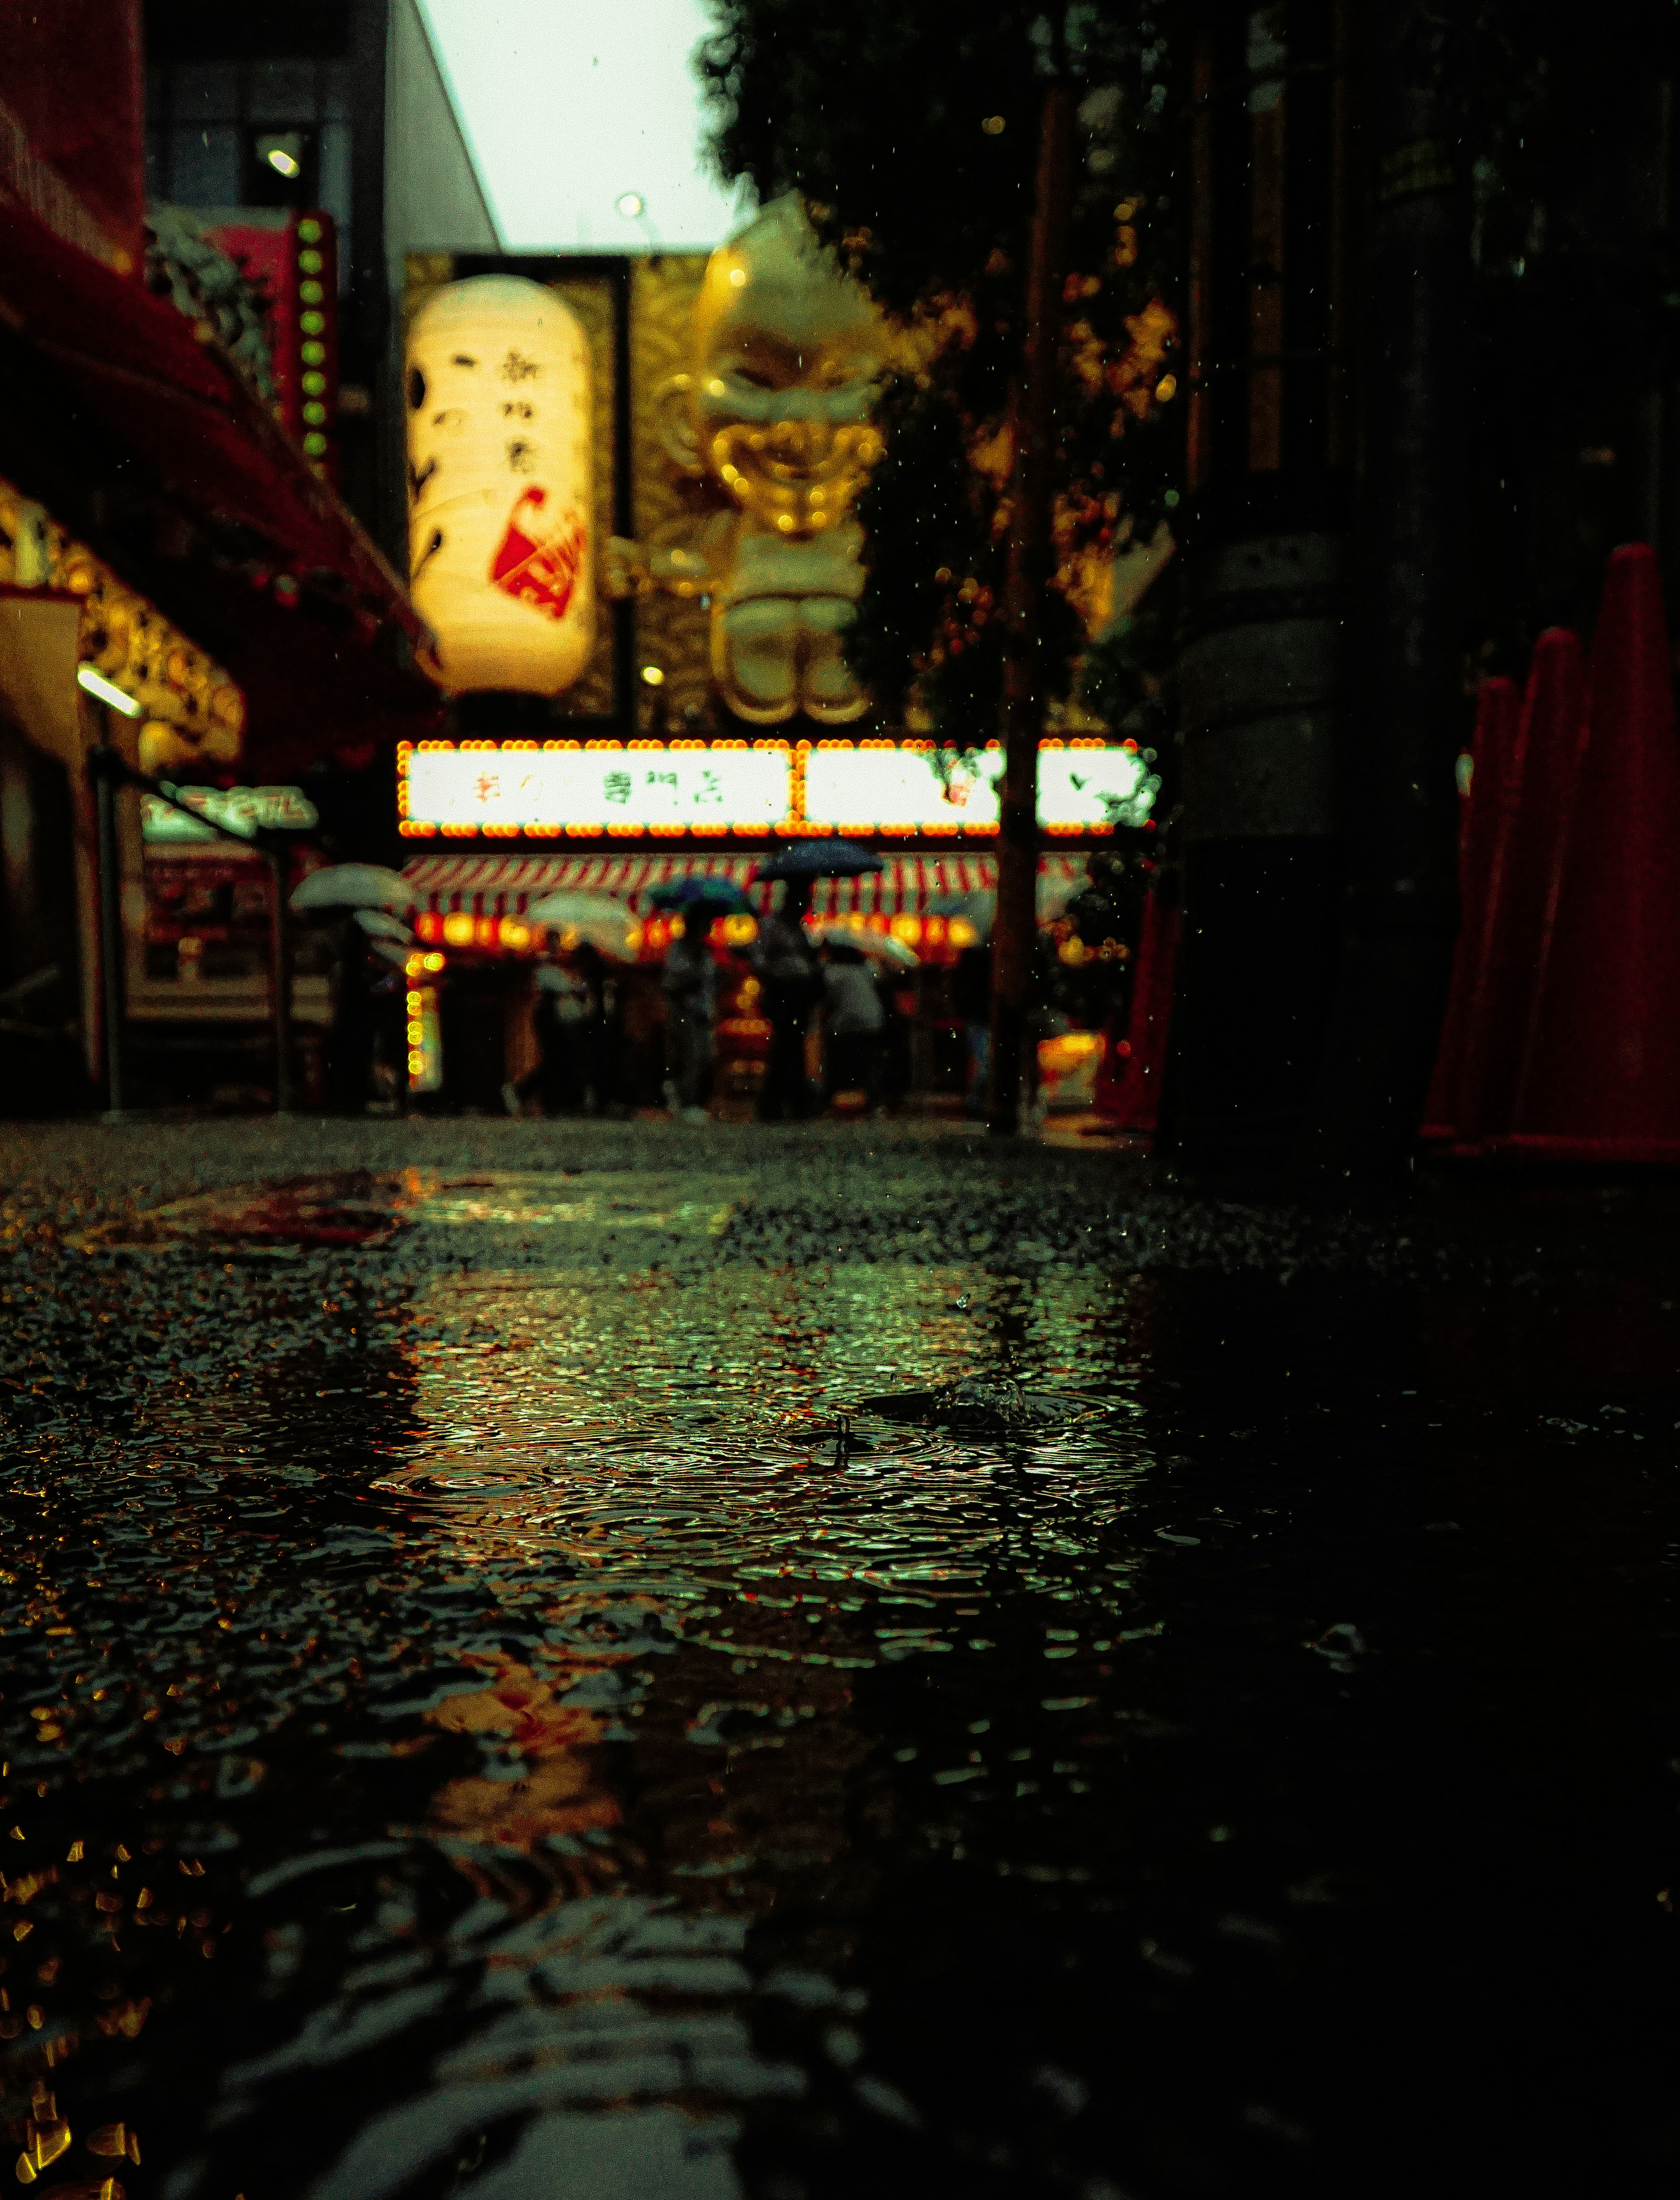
406, 275, 595, 695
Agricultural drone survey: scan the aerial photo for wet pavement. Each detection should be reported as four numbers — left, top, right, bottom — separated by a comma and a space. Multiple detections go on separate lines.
2, 1116, 1678, 2199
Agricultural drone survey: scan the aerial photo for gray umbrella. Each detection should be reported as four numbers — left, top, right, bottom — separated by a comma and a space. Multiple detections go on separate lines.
290, 863, 415, 915
354, 907, 415, 944
756, 839, 884, 881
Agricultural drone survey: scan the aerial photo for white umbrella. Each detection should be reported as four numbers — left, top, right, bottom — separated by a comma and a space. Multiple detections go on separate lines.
815, 925, 920, 969
525, 891, 641, 961
929, 871, 1084, 937
291, 863, 415, 916
367, 937, 414, 970
354, 907, 414, 944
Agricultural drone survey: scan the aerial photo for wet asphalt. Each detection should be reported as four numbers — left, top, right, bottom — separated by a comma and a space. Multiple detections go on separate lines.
1, 1115, 1678, 2200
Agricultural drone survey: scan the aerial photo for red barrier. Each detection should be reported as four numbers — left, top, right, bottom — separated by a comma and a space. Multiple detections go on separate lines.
1420, 675, 1522, 1139
1097, 888, 1180, 1133
1503, 544, 1680, 1159
1452, 630, 1586, 1144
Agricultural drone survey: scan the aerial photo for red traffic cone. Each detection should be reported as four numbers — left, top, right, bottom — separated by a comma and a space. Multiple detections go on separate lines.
1454, 630, 1586, 1143
1421, 676, 1522, 1140
1101, 887, 1180, 1133
1506, 543, 1680, 1158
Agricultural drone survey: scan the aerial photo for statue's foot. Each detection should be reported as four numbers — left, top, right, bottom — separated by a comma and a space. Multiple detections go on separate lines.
800, 599, 870, 724
716, 600, 798, 724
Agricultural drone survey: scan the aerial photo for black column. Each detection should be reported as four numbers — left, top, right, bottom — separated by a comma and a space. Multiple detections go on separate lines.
1165, 0, 1354, 1179
1294, 0, 1467, 1188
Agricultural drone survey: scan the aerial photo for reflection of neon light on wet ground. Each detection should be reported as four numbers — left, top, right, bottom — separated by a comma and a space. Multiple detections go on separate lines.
407, 983, 443, 1092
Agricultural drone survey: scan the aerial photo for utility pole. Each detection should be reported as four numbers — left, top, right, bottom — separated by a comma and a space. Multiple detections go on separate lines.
989, 78, 1076, 1137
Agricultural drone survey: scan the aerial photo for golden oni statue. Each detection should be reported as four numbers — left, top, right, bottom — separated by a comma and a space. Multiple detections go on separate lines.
614, 196, 886, 724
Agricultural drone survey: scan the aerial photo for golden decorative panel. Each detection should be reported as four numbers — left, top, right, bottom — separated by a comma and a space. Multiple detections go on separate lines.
629, 253, 714, 728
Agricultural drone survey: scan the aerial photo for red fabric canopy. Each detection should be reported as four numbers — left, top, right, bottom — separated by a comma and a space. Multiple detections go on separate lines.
0, 192, 439, 776
403, 851, 1085, 917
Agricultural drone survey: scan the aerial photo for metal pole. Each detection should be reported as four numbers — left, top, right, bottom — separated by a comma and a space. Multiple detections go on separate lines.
988, 78, 1076, 1137
267, 847, 295, 1112
91, 744, 128, 1120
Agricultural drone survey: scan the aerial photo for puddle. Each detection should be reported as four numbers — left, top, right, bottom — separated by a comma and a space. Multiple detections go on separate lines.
5, 1158, 1680, 2196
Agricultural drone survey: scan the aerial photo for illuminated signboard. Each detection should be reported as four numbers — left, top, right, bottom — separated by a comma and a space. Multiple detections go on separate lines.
141, 786, 319, 843
805, 744, 1001, 831
402, 744, 792, 835
805, 742, 1156, 833
398, 739, 1155, 838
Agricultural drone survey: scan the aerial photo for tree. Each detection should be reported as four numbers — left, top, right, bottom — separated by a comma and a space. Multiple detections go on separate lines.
699, 1, 1187, 1130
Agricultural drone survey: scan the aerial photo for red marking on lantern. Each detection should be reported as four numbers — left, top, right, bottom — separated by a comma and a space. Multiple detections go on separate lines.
489, 488, 587, 623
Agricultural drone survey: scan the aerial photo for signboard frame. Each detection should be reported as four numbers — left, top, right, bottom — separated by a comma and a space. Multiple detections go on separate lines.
398, 735, 1152, 846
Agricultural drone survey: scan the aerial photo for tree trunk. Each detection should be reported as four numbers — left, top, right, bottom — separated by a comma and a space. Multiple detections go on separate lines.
988, 80, 1076, 1137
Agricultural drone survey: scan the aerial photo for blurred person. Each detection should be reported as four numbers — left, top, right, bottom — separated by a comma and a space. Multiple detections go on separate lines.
750, 878, 822, 1120
570, 940, 610, 1111
952, 934, 993, 1119
504, 948, 590, 1116
876, 962, 914, 1111
325, 915, 375, 1115
822, 940, 886, 1112
662, 902, 720, 1123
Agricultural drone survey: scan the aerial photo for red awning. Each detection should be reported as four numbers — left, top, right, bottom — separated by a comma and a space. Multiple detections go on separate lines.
0, 194, 438, 776
403, 851, 1086, 918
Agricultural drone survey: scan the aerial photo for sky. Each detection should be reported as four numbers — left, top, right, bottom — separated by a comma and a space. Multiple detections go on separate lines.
417, 0, 749, 252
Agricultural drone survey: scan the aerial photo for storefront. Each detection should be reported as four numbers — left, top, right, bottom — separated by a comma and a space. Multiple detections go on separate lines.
391, 225, 1161, 1117
0, 176, 440, 1110
394, 734, 1130, 1111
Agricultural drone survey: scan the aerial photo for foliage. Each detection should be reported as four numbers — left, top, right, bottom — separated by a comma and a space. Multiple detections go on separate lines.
698, 2, 1188, 743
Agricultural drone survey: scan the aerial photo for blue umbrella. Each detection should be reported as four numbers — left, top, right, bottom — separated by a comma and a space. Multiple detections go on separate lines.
644, 876, 756, 914
756, 839, 885, 881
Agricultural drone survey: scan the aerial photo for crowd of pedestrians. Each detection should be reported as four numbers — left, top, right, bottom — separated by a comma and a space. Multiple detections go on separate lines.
494, 877, 916, 1126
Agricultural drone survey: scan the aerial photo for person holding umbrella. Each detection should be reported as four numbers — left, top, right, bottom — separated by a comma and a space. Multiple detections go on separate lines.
644, 878, 755, 1123
820, 938, 886, 1112
809, 922, 919, 1113
750, 875, 822, 1119
290, 864, 416, 1116
750, 842, 884, 1121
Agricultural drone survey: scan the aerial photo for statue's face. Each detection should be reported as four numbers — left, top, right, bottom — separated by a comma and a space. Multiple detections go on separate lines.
689, 203, 885, 537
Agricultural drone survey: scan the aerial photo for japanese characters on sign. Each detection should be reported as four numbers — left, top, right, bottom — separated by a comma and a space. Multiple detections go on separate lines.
141, 785, 320, 843
399, 741, 1155, 837
403, 746, 792, 832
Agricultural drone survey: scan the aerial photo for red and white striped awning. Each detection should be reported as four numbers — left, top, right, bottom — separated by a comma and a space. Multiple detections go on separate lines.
402, 851, 1087, 918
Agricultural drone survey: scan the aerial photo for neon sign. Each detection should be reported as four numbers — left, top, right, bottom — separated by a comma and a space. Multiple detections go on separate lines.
398, 738, 1155, 838
402, 743, 792, 836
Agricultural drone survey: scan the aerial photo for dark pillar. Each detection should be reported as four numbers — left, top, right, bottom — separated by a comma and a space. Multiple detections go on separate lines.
267, 847, 296, 1112
348, 0, 398, 563
1166, 0, 1354, 1179
1294, 1, 1467, 1188
91, 744, 128, 1119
